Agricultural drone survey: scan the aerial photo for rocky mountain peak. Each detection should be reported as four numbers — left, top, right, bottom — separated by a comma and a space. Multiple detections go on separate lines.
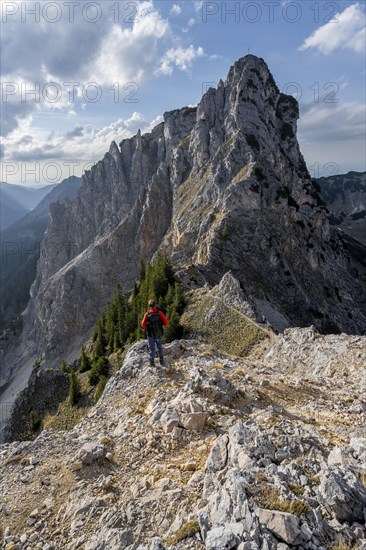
1, 54, 366, 422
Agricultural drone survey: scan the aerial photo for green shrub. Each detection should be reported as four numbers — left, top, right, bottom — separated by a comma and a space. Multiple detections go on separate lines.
60, 360, 70, 374
33, 358, 42, 370
221, 221, 229, 238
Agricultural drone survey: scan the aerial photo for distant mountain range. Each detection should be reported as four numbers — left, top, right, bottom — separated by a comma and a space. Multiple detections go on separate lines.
0, 182, 57, 231
0, 176, 82, 331
317, 171, 366, 286
317, 171, 366, 246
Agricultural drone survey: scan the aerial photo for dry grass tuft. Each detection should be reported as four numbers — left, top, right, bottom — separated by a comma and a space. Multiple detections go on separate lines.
288, 482, 305, 496
2, 454, 22, 467
328, 539, 358, 550
163, 520, 200, 546
254, 486, 309, 517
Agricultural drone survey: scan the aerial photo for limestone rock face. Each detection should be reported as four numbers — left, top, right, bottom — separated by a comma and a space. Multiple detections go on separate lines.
19, 54, 366, 370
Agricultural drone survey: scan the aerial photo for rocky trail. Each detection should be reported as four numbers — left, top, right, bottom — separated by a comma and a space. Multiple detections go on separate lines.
1, 328, 365, 550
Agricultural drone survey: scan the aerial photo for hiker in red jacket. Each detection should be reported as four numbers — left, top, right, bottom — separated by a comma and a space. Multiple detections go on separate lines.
141, 299, 169, 367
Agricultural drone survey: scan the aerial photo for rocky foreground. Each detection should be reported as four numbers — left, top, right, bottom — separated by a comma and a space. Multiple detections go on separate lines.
1, 329, 366, 550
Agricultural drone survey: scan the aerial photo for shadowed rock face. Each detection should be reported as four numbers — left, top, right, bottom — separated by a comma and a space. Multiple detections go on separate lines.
21, 54, 366, 367
317, 171, 366, 246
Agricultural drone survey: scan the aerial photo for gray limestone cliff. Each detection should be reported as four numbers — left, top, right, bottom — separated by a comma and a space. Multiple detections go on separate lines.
14, 55, 366, 370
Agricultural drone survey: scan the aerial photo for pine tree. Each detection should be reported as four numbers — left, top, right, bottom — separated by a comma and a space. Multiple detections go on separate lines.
93, 321, 105, 359
79, 346, 91, 373
107, 324, 115, 352
113, 330, 120, 352
68, 370, 81, 406
92, 321, 99, 342
87, 254, 185, 383
139, 260, 146, 282
88, 357, 108, 386
173, 282, 185, 315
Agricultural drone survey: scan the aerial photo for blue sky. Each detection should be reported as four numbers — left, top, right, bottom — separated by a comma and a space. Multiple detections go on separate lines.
1, 0, 365, 186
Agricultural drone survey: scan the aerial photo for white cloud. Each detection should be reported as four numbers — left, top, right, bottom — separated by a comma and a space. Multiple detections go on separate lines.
2, 112, 164, 164
299, 3, 366, 54
1, 0, 204, 138
170, 4, 182, 16
298, 100, 366, 174
194, 1, 204, 13
90, 4, 170, 85
299, 100, 366, 143
157, 46, 205, 75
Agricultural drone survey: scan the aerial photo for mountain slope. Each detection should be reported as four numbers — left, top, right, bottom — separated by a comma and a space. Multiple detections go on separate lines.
0, 176, 82, 331
0, 182, 56, 230
316, 171, 366, 286
317, 171, 366, 246
0, 192, 29, 231
338, 231, 366, 287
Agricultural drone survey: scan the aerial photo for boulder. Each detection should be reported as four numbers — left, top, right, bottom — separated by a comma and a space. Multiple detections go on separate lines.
181, 412, 208, 432
318, 466, 366, 522
258, 509, 300, 544
77, 442, 106, 465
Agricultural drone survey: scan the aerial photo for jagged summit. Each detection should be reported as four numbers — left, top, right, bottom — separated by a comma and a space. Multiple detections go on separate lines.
1, 54, 366, 427
20, 54, 366, 359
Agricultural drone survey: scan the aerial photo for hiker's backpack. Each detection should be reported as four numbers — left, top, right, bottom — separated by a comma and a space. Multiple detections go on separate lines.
146, 311, 163, 338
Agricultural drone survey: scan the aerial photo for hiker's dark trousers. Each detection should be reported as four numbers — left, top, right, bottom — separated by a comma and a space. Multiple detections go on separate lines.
147, 336, 163, 363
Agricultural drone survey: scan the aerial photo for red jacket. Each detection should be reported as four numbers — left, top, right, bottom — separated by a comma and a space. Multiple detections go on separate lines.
141, 308, 169, 329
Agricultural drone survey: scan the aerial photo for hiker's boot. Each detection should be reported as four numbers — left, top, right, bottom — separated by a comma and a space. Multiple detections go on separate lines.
159, 358, 165, 367
149, 360, 155, 368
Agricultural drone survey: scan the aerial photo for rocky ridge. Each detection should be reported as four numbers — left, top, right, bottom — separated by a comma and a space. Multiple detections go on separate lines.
1, 327, 366, 549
